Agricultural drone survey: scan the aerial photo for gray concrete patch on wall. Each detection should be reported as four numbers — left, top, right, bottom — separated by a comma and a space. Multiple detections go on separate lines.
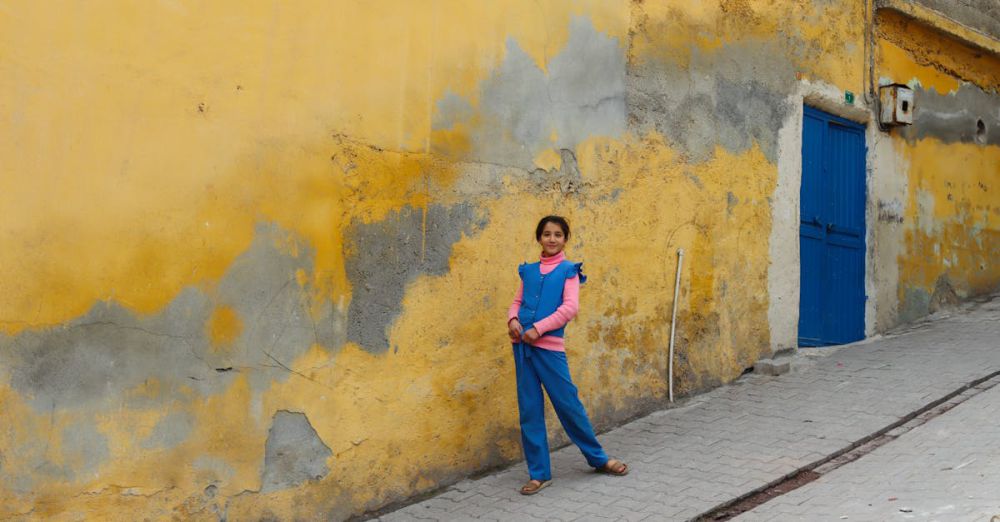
900, 286, 933, 323
344, 204, 479, 353
194, 455, 237, 485
3, 291, 214, 411
627, 39, 797, 163
911, 0, 1000, 40
4, 421, 110, 487
141, 411, 195, 450
715, 77, 791, 161
899, 84, 1000, 146
930, 273, 963, 312
61, 421, 110, 479
0, 222, 340, 413
432, 15, 626, 170
899, 275, 970, 326
211, 223, 341, 392
260, 410, 332, 493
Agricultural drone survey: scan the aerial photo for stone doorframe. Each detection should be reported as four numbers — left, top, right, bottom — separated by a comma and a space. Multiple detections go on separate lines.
767, 80, 894, 353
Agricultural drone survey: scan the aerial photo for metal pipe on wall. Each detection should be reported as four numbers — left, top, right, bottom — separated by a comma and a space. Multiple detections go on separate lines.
669, 248, 684, 403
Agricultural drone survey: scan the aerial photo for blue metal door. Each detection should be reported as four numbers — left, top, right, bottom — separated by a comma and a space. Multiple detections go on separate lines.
799, 106, 866, 347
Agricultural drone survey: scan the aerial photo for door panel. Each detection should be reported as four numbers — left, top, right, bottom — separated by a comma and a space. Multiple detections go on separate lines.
798, 107, 866, 347
798, 235, 826, 346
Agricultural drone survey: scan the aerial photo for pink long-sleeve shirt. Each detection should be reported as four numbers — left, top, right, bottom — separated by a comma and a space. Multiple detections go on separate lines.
507, 251, 580, 352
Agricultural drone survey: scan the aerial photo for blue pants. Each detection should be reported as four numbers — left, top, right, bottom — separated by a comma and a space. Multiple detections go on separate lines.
513, 342, 609, 481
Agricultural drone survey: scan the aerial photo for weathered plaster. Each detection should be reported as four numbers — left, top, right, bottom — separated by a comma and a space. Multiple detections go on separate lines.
876, 9, 1000, 91
1, 223, 337, 412
909, 0, 1000, 41
628, 39, 797, 163
867, 130, 910, 332
432, 16, 627, 170
260, 411, 332, 493
899, 84, 1000, 147
140, 412, 195, 450
894, 139, 1000, 323
12, 1, 993, 520
60, 422, 109, 482
874, 14, 1000, 327
344, 204, 480, 352
769, 96, 805, 352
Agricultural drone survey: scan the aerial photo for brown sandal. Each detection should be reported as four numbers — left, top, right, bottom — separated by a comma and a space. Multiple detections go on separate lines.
519, 479, 551, 495
596, 459, 629, 476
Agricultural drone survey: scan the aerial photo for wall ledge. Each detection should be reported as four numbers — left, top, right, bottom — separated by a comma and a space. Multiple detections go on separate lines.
876, 0, 1000, 56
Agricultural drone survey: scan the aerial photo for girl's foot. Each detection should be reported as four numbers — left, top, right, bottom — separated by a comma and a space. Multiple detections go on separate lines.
519, 479, 551, 495
596, 459, 629, 476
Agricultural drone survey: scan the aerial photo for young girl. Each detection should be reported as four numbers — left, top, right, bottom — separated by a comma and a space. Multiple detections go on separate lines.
507, 215, 628, 495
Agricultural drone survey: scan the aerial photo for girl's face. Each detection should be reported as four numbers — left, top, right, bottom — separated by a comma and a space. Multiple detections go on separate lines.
538, 222, 567, 257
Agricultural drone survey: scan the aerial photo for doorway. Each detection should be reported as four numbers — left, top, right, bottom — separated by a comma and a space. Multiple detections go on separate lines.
798, 106, 867, 347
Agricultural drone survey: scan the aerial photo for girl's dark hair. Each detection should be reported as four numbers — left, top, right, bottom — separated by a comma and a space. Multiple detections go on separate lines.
535, 215, 570, 240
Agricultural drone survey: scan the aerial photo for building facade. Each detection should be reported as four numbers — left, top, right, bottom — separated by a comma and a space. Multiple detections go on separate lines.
1, 1, 997, 519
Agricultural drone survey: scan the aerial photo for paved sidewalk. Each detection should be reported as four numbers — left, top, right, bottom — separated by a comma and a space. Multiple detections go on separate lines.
377, 295, 1000, 521
736, 378, 1000, 521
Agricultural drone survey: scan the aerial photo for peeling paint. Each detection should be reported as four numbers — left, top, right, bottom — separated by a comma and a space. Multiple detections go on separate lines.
0, 223, 336, 412
345, 204, 479, 352
0, 1, 996, 520
140, 412, 194, 450
433, 16, 626, 169
60, 422, 109, 480
261, 411, 332, 493
628, 39, 797, 163
900, 84, 1000, 146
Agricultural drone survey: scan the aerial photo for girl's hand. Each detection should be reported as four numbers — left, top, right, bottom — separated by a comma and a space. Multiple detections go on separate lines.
508, 319, 523, 342
521, 328, 540, 344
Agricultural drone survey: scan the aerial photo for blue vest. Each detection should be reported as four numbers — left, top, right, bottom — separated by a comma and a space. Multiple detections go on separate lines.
517, 260, 586, 338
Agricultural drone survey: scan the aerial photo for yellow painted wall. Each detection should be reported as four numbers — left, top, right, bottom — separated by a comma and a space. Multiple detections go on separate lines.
1, 1, 960, 520
875, 13, 1000, 322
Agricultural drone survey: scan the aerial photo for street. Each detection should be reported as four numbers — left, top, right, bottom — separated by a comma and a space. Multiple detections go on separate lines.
738, 379, 1000, 521
375, 294, 1000, 521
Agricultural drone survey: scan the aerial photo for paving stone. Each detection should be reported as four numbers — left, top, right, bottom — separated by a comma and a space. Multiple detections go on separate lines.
738, 382, 1000, 520
380, 295, 1000, 520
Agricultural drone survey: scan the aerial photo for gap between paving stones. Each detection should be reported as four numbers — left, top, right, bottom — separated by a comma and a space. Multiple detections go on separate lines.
693, 370, 1000, 521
